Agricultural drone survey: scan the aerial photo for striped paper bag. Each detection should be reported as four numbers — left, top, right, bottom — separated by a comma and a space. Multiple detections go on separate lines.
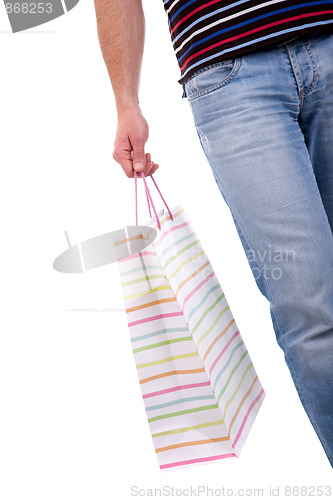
116, 200, 265, 471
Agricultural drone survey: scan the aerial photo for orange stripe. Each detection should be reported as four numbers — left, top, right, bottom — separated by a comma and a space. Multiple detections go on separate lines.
155, 436, 229, 453
203, 318, 236, 363
126, 297, 177, 314
115, 234, 143, 247
229, 375, 259, 433
140, 368, 205, 385
152, 207, 184, 231
115, 231, 154, 247
175, 260, 210, 297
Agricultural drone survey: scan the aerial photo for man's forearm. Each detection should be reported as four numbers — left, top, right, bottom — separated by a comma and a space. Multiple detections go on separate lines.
93, 0, 158, 178
94, 0, 145, 114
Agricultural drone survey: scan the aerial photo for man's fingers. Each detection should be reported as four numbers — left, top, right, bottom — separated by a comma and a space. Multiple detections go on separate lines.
137, 153, 159, 177
146, 161, 159, 177
113, 142, 135, 177
143, 152, 153, 176
123, 159, 135, 177
113, 137, 159, 179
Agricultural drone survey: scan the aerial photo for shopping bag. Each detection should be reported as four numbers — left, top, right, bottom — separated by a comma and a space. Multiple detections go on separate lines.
115, 172, 265, 471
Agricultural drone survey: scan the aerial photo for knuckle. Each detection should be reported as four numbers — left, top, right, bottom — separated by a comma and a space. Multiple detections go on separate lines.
131, 134, 146, 146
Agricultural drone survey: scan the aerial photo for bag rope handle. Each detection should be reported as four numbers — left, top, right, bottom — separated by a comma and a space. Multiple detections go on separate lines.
134, 170, 173, 230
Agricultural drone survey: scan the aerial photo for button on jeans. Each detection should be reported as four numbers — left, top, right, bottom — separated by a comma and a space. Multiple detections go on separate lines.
182, 30, 333, 467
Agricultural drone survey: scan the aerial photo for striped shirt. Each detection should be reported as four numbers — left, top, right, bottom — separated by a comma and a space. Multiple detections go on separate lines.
161, 0, 333, 84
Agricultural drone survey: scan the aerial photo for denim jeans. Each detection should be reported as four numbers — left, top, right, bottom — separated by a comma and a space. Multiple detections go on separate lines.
182, 30, 333, 467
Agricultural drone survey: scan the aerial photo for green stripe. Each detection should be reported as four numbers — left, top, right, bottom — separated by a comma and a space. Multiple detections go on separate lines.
161, 232, 196, 259
148, 404, 219, 423
146, 395, 215, 412
222, 363, 254, 421
121, 274, 165, 287
119, 265, 162, 277
217, 351, 248, 403
133, 336, 192, 353
197, 306, 230, 348
169, 250, 205, 280
188, 283, 220, 322
213, 341, 244, 391
136, 352, 198, 369
192, 293, 225, 334
124, 285, 172, 301
152, 419, 224, 438
163, 239, 200, 268
131, 327, 188, 343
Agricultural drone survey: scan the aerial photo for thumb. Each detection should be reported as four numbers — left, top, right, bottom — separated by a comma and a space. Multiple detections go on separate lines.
133, 146, 146, 172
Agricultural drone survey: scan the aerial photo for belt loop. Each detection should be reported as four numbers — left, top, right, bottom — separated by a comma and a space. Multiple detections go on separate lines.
181, 82, 187, 98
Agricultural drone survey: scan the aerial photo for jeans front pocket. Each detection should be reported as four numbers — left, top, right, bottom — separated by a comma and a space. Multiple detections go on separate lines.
184, 57, 242, 102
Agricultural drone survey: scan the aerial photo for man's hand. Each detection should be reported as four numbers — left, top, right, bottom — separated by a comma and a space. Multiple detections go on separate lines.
113, 105, 159, 178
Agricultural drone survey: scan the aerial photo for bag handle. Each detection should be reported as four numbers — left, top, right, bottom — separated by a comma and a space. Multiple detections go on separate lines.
134, 170, 173, 230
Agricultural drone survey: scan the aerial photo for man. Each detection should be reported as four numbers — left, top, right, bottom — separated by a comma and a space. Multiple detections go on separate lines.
93, 0, 333, 467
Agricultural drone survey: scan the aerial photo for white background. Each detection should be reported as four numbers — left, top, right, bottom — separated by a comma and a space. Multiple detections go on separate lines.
0, 1, 332, 499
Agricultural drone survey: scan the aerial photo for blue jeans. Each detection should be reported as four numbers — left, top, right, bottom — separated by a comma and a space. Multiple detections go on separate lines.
182, 30, 333, 467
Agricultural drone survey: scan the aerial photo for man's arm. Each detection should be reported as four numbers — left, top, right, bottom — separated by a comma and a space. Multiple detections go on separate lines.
94, 0, 158, 177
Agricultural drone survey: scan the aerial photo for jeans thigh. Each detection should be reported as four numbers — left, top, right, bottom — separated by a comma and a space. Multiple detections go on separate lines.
184, 45, 333, 348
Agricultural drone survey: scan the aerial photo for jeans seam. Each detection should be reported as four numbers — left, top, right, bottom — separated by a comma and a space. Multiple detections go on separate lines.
285, 43, 305, 110
302, 39, 319, 100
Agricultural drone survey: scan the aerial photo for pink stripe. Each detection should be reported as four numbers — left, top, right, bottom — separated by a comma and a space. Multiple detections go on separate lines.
128, 311, 183, 328
118, 250, 156, 264
232, 388, 265, 448
160, 453, 236, 469
153, 221, 190, 247
170, 0, 221, 35
143, 381, 211, 399
182, 271, 214, 311
209, 330, 240, 376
